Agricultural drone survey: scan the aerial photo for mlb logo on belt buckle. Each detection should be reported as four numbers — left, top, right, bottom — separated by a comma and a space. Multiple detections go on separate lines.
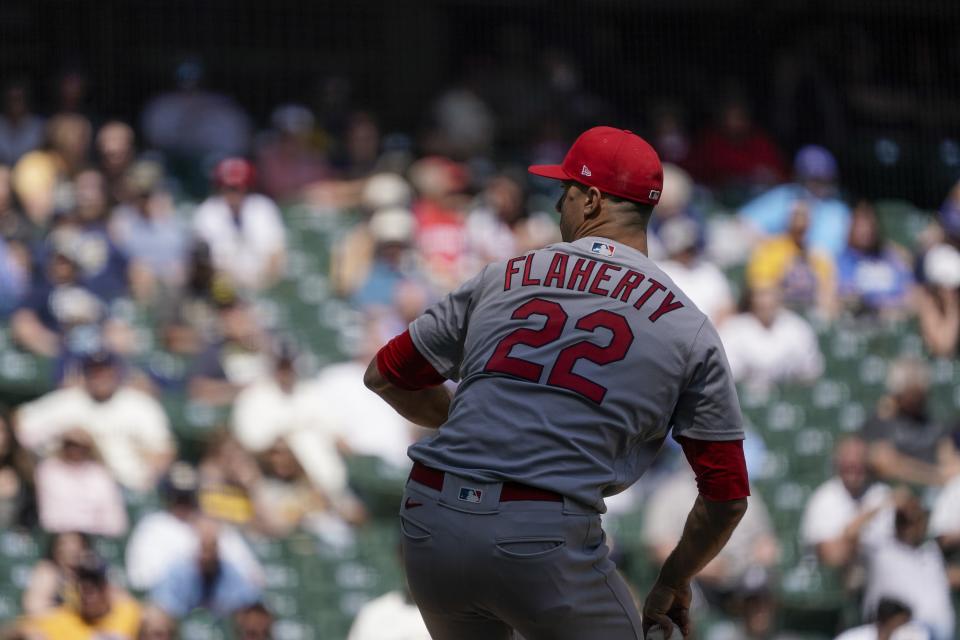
591, 241, 615, 257
458, 487, 483, 503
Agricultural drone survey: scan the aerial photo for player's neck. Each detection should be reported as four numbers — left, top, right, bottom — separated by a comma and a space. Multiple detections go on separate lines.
574, 221, 648, 256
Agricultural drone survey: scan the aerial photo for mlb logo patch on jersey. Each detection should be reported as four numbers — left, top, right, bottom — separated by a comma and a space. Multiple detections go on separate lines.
591, 241, 616, 257
458, 487, 483, 503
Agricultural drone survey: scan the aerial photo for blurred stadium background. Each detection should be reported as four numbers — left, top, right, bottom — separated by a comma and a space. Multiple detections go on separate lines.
0, 0, 959, 638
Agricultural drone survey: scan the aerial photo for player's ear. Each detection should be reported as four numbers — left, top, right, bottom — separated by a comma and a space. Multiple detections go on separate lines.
583, 186, 603, 218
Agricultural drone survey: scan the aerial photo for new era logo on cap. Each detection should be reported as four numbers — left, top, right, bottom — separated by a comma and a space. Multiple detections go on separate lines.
581, 164, 592, 177
648, 189, 661, 201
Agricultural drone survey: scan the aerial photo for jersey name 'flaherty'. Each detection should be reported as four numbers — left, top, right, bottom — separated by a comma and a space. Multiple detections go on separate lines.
407, 236, 744, 512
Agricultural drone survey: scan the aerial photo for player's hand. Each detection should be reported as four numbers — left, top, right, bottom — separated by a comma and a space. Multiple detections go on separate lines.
642, 579, 692, 638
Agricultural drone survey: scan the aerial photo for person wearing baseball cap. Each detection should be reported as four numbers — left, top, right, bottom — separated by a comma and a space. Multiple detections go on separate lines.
529, 126, 664, 247
192, 156, 287, 290
739, 144, 851, 258
365, 124, 749, 639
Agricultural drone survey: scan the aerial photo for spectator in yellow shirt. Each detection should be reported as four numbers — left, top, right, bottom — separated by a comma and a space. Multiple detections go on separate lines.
22, 553, 141, 640
747, 200, 837, 317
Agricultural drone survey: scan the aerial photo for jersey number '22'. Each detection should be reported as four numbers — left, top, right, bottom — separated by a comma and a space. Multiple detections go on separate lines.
484, 298, 634, 404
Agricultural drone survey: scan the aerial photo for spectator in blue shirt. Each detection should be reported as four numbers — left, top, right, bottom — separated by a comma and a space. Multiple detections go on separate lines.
351, 207, 420, 310
149, 517, 261, 619
0, 234, 27, 316
110, 161, 188, 302
836, 200, 913, 315
740, 145, 851, 257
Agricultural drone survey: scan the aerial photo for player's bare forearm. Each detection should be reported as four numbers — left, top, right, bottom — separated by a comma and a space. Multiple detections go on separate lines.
657, 495, 747, 588
364, 358, 452, 429
937, 533, 960, 554
643, 497, 746, 633
378, 384, 452, 429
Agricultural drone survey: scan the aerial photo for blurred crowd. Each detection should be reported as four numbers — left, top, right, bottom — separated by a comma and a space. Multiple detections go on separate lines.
0, 53, 957, 640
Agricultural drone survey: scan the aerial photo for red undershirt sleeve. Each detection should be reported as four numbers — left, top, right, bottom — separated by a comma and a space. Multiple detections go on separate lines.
676, 436, 750, 502
375, 330, 446, 391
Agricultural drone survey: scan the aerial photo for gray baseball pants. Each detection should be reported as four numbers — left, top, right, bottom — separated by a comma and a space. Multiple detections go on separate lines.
398, 469, 644, 640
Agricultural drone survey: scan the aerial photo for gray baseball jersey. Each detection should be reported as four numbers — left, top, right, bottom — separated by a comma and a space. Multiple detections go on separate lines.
408, 235, 744, 512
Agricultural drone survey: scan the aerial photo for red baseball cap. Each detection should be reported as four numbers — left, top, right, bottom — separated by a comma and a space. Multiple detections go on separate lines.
213, 157, 256, 190
529, 126, 663, 205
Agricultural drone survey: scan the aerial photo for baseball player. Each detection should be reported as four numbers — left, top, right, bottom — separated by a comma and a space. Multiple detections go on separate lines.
365, 126, 750, 639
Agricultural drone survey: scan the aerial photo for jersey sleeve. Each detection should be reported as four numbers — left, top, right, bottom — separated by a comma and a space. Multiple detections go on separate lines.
408, 268, 486, 381
676, 437, 749, 501
671, 319, 744, 441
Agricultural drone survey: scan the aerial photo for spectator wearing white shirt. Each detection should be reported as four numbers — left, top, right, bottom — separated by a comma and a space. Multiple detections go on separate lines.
311, 323, 422, 470
800, 436, 893, 569
719, 284, 824, 390
656, 216, 734, 326
835, 598, 930, 640
862, 495, 956, 640
347, 589, 431, 640
929, 472, 960, 577
231, 343, 364, 521
192, 157, 286, 291
15, 351, 175, 493
125, 462, 263, 592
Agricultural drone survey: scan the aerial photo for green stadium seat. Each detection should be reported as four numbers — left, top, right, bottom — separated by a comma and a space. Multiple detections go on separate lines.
874, 199, 932, 248
8, 562, 34, 591
0, 346, 53, 401
836, 402, 867, 433
179, 612, 229, 640
779, 555, 848, 637
263, 591, 301, 619
272, 618, 315, 640
263, 562, 301, 590
346, 456, 408, 519
0, 587, 20, 621
0, 531, 41, 560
